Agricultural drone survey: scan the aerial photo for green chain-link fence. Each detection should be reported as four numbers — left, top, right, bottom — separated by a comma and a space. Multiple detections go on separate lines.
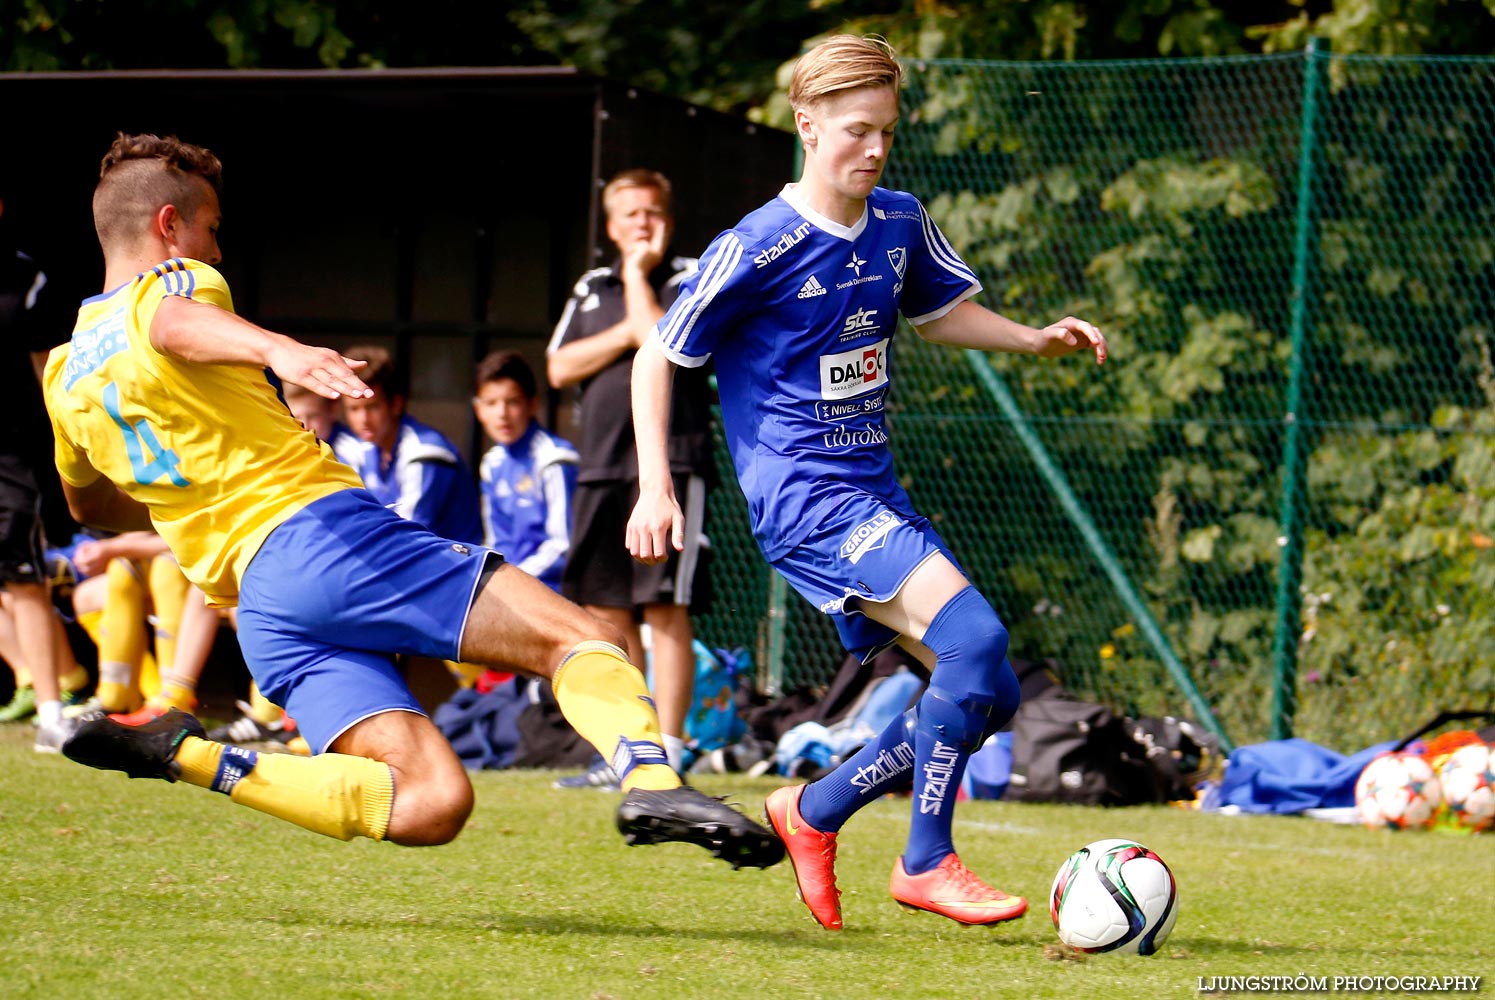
696, 46, 1495, 754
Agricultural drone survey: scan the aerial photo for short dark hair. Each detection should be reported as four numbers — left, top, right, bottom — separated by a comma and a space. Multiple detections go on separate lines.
93, 133, 224, 253
343, 344, 405, 400
475, 349, 538, 399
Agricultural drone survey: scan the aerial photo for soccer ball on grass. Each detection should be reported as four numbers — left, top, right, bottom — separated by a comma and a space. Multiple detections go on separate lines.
1354, 752, 1441, 830
1435, 742, 1495, 833
1049, 838, 1179, 955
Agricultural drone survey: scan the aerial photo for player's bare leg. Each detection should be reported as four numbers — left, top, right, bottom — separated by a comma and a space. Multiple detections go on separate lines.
462, 563, 783, 868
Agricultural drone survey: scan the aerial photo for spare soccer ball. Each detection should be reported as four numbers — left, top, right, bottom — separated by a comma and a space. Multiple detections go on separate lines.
1050, 838, 1179, 955
1354, 752, 1441, 829
1436, 742, 1495, 833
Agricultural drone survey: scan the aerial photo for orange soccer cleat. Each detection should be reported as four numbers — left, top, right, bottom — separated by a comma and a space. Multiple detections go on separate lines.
765, 784, 843, 930
889, 853, 1028, 925
108, 700, 177, 727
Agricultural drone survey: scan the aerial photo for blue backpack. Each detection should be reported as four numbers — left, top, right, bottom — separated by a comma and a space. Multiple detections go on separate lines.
683, 642, 749, 766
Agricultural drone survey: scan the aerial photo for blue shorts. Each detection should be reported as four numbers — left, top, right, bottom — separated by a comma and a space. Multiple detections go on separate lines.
236, 489, 497, 753
769, 494, 962, 662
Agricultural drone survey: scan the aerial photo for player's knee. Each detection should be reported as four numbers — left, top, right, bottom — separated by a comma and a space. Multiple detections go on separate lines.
983, 658, 1021, 742
584, 616, 631, 658
916, 684, 994, 754
390, 770, 474, 847
922, 586, 1011, 681
546, 608, 632, 668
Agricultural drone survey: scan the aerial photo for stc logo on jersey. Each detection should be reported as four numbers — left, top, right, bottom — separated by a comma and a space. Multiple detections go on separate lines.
755, 222, 813, 269
842, 307, 879, 339
819, 338, 889, 400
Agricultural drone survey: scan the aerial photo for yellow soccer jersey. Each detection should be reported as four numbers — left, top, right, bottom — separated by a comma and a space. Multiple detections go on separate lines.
44, 258, 363, 606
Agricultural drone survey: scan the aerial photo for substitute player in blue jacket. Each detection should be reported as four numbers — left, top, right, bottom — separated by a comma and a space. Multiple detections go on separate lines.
472, 349, 578, 592
336, 344, 483, 546
628, 35, 1107, 929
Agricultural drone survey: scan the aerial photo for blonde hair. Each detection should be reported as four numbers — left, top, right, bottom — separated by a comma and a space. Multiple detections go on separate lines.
601, 168, 673, 220
788, 34, 903, 111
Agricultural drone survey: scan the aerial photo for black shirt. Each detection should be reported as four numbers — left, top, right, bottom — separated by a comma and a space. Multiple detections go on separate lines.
1, 239, 70, 467
547, 255, 716, 484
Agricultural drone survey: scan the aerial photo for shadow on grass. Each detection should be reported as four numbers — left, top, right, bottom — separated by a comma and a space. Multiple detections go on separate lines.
250, 906, 1043, 950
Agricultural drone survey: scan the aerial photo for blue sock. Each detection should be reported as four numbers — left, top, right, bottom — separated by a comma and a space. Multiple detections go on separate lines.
902, 586, 1020, 874
799, 707, 917, 832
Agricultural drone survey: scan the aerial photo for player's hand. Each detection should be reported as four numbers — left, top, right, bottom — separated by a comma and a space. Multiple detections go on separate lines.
266, 340, 374, 400
621, 233, 666, 280
627, 492, 684, 565
1035, 316, 1108, 364
72, 539, 112, 578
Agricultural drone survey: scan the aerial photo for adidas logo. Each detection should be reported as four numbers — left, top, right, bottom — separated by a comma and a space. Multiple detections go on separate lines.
798, 275, 827, 299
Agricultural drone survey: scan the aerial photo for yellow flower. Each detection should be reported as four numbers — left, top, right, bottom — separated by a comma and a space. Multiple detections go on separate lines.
1099, 643, 1116, 659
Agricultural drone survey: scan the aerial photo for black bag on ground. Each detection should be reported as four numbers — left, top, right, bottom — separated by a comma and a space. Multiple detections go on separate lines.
1005, 696, 1166, 806
511, 681, 599, 770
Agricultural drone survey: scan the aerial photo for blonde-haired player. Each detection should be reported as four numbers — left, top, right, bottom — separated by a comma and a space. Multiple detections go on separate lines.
629, 35, 1107, 927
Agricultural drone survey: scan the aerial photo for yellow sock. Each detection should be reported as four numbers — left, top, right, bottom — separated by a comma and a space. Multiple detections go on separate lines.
551, 640, 679, 792
13, 666, 32, 688
175, 737, 394, 841
444, 660, 485, 689
136, 652, 161, 702
155, 671, 197, 712
77, 608, 103, 649
97, 560, 147, 712
246, 682, 282, 725
148, 556, 189, 675
60, 666, 90, 694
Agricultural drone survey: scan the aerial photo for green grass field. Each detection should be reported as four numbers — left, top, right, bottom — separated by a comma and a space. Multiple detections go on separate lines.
1, 723, 1488, 1000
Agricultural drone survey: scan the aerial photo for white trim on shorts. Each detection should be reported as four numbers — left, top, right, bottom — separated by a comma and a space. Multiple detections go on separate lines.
673, 473, 707, 607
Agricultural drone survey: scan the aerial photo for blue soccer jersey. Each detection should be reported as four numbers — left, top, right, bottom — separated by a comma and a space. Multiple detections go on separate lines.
654, 184, 980, 560
478, 420, 579, 592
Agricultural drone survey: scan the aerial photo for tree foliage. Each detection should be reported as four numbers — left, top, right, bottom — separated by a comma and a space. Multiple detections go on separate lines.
9, 1, 1495, 108
878, 49, 1495, 748
0, 0, 542, 71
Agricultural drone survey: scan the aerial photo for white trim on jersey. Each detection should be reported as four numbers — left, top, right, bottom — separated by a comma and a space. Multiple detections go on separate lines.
664, 255, 699, 290
657, 234, 743, 364
24, 268, 47, 311
515, 459, 574, 581
779, 183, 868, 242
905, 283, 982, 327
546, 266, 612, 354
918, 201, 980, 285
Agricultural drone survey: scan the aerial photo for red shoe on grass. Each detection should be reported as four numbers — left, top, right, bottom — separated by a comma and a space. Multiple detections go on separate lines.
765, 784, 843, 930
890, 853, 1028, 925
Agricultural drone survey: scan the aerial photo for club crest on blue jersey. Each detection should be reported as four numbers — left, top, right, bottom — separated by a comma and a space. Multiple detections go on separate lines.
887, 247, 907, 279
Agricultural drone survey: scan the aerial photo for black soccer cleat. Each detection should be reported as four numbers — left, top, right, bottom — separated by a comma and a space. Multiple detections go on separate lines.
62, 708, 207, 782
616, 786, 787, 870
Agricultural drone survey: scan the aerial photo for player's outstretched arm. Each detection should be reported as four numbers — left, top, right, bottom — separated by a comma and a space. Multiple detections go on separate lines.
150, 296, 374, 400
626, 339, 683, 565
915, 299, 1107, 364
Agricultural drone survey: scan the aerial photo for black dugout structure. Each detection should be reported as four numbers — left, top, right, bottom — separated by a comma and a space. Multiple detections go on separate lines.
1, 66, 794, 455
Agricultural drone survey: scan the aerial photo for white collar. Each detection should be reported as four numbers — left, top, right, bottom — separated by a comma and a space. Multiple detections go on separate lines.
779, 183, 867, 242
